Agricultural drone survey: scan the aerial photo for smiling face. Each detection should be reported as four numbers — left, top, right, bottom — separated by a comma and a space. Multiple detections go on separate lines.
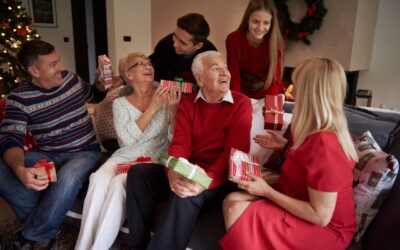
123, 55, 154, 87
172, 27, 203, 55
247, 9, 273, 45
196, 55, 231, 103
29, 51, 64, 88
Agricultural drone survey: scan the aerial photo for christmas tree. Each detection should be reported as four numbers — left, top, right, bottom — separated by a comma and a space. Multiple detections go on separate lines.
0, 0, 40, 98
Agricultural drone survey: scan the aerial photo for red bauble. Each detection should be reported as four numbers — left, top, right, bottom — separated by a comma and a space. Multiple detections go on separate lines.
17, 27, 27, 36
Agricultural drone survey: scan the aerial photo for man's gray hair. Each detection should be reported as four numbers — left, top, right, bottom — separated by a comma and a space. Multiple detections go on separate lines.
191, 50, 222, 75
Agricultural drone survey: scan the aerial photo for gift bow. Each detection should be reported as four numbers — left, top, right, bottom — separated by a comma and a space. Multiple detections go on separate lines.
35, 159, 54, 181
265, 95, 284, 130
165, 156, 198, 180
265, 105, 284, 115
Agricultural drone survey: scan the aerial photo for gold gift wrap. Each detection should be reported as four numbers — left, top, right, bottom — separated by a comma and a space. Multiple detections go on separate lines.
34, 159, 57, 182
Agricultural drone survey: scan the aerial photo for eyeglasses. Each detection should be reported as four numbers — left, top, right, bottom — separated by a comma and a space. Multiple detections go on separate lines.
127, 61, 153, 71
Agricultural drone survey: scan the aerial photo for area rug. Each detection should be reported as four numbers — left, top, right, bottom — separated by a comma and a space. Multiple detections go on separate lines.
0, 218, 128, 250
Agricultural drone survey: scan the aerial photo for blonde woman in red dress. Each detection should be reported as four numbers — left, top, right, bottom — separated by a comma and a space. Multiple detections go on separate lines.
220, 58, 358, 250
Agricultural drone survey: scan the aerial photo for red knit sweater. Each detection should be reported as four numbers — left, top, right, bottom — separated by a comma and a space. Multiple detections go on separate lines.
226, 30, 284, 99
169, 91, 252, 189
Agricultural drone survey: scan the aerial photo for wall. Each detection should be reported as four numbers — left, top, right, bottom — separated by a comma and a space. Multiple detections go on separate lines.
21, 0, 76, 72
358, 0, 400, 110
106, 0, 151, 71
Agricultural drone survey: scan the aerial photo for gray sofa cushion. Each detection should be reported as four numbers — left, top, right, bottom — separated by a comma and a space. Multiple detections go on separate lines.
344, 105, 400, 152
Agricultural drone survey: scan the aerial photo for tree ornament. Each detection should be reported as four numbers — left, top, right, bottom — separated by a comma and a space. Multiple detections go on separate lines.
17, 27, 27, 36
274, 0, 328, 45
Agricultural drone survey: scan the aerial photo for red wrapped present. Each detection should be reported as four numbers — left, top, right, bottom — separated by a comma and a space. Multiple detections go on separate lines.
264, 94, 284, 131
34, 159, 57, 182
115, 156, 153, 174
98, 55, 113, 89
229, 148, 261, 181
160, 79, 193, 94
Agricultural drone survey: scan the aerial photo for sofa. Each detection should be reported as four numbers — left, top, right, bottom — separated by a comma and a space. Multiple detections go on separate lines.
1, 91, 400, 249
64, 92, 400, 250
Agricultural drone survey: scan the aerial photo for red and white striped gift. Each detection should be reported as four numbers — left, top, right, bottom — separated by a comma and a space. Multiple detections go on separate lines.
229, 148, 261, 181
160, 79, 193, 94
115, 156, 153, 174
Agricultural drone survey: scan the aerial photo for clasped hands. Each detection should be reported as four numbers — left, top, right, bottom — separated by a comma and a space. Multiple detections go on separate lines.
167, 168, 206, 198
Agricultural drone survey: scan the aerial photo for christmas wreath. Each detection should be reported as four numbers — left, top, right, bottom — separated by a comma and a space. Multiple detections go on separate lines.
274, 0, 328, 45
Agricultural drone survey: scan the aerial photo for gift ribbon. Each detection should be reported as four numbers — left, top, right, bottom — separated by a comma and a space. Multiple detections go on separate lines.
165, 156, 174, 168
36, 159, 53, 182
265, 97, 284, 130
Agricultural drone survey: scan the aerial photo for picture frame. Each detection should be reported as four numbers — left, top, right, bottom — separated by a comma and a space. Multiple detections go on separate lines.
28, 0, 57, 28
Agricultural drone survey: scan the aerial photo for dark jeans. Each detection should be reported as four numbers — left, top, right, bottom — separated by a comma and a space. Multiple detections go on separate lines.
126, 163, 236, 250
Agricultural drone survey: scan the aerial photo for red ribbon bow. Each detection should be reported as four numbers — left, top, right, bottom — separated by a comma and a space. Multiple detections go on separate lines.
35, 159, 54, 181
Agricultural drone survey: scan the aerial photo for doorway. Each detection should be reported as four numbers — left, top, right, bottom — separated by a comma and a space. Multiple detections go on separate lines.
71, 0, 108, 83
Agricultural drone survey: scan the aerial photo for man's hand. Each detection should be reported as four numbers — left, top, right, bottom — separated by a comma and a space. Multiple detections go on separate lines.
14, 166, 49, 191
167, 169, 206, 198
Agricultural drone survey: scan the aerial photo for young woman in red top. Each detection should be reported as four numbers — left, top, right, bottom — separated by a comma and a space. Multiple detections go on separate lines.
220, 58, 358, 250
226, 0, 285, 99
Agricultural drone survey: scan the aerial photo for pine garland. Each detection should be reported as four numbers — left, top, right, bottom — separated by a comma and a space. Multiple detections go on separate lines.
274, 0, 328, 45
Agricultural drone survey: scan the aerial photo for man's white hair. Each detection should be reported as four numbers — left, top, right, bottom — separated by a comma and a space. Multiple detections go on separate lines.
191, 50, 222, 75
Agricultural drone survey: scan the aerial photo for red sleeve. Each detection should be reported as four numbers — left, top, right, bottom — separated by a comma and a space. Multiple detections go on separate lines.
295, 132, 354, 192
206, 95, 252, 188
226, 32, 241, 92
168, 96, 192, 159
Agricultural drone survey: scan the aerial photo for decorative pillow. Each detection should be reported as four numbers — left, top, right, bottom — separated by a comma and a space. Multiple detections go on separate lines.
92, 85, 127, 141
249, 98, 292, 165
352, 131, 399, 241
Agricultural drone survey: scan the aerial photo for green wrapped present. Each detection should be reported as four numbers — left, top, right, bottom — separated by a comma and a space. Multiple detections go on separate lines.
158, 152, 212, 189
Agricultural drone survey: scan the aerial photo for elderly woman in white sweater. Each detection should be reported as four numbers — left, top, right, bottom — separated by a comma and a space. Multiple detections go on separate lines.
75, 52, 180, 250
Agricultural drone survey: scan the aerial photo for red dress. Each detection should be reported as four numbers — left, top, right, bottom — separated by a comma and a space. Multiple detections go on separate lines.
220, 132, 356, 250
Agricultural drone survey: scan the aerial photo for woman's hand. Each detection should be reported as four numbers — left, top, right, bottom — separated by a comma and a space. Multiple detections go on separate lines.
148, 85, 169, 113
231, 173, 274, 198
253, 130, 287, 150
167, 86, 181, 114
167, 87, 181, 133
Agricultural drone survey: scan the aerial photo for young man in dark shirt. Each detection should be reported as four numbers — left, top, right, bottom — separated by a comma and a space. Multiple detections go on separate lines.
149, 13, 217, 84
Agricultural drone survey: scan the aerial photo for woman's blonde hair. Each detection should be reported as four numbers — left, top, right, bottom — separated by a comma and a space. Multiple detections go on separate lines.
291, 58, 358, 161
238, 0, 284, 86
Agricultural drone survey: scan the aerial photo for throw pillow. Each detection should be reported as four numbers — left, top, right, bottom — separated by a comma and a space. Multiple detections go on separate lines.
92, 85, 126, 141
352, 131, 399, 242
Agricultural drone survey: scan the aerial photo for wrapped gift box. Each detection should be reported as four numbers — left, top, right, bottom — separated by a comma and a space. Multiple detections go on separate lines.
160, 79, 193, 94
115, 156, 153, 174
34, 159, 57, 182
98, 54, 113, 89
158, 152, 212, 189
264, 94, 284, 131
229, 148, 261, 181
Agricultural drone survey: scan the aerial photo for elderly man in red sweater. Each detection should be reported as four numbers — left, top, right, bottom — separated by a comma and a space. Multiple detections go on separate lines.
125, 50, 252, 250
